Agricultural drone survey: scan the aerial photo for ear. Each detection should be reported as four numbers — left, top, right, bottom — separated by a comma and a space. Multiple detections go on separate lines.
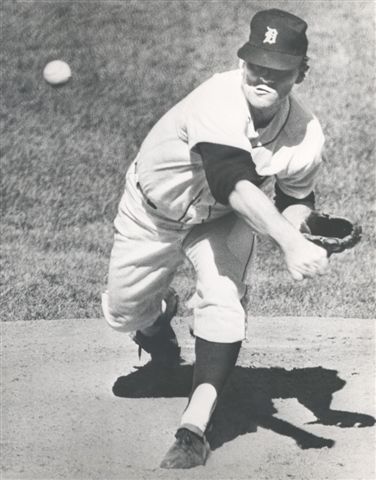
295, 57, 310, 84
295, 71, 306, 84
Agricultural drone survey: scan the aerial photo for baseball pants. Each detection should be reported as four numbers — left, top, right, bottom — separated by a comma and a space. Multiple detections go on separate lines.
102, 167, 256, 343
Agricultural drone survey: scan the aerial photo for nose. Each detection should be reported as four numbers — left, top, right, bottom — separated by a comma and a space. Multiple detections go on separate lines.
257, 67, 274, 84
247, 64, 275, 85
259, 75, 274, 85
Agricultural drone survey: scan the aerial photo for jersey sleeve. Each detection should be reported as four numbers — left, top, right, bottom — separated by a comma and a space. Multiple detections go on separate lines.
275, 115, 325, 199
182, 73, 252, 154
197, 142, 265, 205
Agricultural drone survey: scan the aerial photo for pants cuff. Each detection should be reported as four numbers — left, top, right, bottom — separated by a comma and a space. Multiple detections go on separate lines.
179, 423, 205, 438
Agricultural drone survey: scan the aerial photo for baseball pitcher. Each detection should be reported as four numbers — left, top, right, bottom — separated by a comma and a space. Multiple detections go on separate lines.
102, 8, 361, 469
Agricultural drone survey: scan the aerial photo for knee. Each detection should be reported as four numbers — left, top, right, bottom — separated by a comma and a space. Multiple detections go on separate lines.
101, 291, 142, 332
197, 276, 246, 312
192, 278, 246, 343
101, 290, 162, 333
101, 291, 130, 331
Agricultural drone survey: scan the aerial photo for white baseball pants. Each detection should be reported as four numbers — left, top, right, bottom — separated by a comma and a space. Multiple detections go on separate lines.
102, 167, 256, 343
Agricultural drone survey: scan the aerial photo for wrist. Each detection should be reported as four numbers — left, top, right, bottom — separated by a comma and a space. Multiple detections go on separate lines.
282, 204, 312, 231
271, 221, 306, 253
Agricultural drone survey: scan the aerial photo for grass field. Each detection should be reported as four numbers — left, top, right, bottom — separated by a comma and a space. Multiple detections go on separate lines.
1, 0, 375, 321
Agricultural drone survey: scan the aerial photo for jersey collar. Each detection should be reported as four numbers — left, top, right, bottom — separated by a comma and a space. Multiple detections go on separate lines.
246, 96, 291, 148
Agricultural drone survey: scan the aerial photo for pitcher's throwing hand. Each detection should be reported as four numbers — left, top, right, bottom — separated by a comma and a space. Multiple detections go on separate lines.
284, 235, 329, 281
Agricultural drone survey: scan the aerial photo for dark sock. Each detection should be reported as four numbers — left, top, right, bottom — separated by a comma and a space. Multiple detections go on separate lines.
191, 336, 241, 396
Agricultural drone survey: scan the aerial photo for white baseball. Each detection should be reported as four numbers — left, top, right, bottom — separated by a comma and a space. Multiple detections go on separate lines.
43, 60, 71, 85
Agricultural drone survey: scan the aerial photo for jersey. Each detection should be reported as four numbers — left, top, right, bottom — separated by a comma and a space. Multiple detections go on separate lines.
128, 69, 325, 225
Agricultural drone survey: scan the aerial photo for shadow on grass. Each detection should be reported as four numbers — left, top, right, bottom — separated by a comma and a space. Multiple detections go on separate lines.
113, 364, 375, 451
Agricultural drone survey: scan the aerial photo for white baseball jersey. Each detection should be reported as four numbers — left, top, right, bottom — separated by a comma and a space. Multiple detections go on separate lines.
123, 68, 325, 225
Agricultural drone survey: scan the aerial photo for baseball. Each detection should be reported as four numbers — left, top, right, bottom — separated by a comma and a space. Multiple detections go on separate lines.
43, 60, 71, 85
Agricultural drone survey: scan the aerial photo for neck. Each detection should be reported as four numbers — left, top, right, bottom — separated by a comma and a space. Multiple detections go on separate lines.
250, 103, 281, 130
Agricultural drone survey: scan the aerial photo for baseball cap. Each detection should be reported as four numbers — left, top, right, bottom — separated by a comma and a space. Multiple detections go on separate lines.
237, 9, 308, 70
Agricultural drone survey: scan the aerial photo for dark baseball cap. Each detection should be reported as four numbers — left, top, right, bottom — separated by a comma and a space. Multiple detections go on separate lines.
238, 9, 308, 70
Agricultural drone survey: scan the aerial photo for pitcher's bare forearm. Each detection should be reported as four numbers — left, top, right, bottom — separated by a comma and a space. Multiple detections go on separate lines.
229, 180, 304, 250
228, 180, 328, 280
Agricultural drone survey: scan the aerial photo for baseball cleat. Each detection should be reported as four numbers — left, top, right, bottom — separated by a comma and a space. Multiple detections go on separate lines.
131, 288, 181, 366
160, 428, 210, 469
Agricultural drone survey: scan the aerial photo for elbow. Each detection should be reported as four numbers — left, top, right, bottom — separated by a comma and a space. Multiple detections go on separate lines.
228, 180, 254, 211
228, 181, 243, 207
210, 179, 250, 206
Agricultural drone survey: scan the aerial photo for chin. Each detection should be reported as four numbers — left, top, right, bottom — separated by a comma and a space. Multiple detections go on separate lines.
248, 94, 277, 109
243, 86, 279, 110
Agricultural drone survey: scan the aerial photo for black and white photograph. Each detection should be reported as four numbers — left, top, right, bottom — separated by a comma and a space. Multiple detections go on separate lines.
1, 1, 375, 479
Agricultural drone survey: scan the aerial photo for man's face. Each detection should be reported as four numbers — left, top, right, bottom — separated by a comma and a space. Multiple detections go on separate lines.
241, 61, 300, 109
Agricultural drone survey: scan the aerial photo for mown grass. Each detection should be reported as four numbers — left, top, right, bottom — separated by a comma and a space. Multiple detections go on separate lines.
1, 0, 375, 321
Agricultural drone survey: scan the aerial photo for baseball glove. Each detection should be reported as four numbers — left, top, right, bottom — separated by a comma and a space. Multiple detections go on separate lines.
302, 211, 362, 256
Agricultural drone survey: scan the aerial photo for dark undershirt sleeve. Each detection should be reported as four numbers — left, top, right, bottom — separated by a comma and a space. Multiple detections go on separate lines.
274, 182, 315, 212
196, 142, 266, 205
